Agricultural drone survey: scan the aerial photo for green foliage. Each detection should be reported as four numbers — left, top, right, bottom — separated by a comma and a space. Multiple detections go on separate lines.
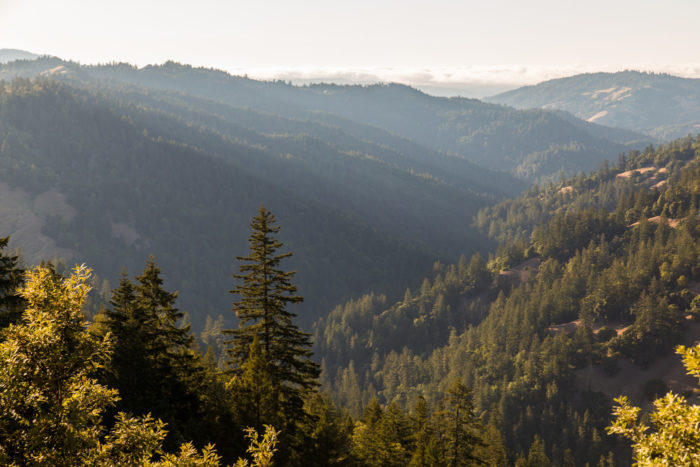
97, 258, 220, 453
0, 264, 248, 466
232, 425, 279, 467
225, 206, 320, 464
524, 435, 550, 467
349, 384, 488, 467
0, 264, 116, 464
321, 139, 700, 465
0, 236, 25, 329
299, 392, 354, 466
351, 399, 414, 466
441, 381, 486, 466
608, 345, 700, 466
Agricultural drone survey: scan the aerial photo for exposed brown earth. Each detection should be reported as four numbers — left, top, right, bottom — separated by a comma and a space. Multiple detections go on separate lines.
629, 216, 680, 228
0, 182, 75, 264
586, 110, 609, 123
616, 166, 657, 179
498, 256, 541, 286
558, 186, 573, 194
689, 281, 700, 296
547, 319, 630, 336
576, 320, 700, 409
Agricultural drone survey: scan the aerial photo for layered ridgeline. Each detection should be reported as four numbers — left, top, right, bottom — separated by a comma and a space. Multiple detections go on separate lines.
315, 136, 700, 465
0, 56, 648, 182
0, 54, 655, 327
0, 79, 500, 326
0, 49, 38, 64
487, 71, 700, 141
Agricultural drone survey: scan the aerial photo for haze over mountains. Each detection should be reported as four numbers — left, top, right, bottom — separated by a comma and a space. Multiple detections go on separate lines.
3, 51, 700, 328
0, 49, 38, 64
487, 71, 700, 141
0, 55, 650, 179
1, 40, 700, 466
0, 52, 686, 329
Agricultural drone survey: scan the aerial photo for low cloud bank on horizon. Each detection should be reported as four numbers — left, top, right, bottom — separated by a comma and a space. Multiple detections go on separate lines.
228, 64, 700, 98
4, 49, 700, 98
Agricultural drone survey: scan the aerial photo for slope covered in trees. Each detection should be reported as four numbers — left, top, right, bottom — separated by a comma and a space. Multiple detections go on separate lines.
316, 136, 700, 465
0, 78, 498, 326
1, 135, 698, 465
0, 56, 647, 182
1, 209, 506, 466
487, 71, 700, 141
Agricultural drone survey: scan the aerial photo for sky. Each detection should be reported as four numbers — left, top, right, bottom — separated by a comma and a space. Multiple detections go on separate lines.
2, 0, 700, 97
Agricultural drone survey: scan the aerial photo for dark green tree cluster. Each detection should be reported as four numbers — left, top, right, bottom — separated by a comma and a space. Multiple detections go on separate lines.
0, 236, 25, 329
475, 135, 700, 245
0, 263, 280, 466
94, 257, 234, 453
351, 381, 505, 467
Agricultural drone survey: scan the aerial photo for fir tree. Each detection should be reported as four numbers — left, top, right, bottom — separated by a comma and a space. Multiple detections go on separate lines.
135, 256, 194, 354
440, 381, 486, 467
0, 236, 25, 329
224, 205, 320, 462
101, 271, 152, 415
99, 258, 207, 452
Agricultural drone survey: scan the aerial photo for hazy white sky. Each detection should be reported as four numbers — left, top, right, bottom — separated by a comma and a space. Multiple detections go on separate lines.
2, 0, 699, 94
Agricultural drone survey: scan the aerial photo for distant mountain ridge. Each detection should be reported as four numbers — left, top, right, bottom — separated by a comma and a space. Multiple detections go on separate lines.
0, 56, 658, 328
0, 49, 38, 64
487, 70, 700, 140
0, 75, 500, 327
0, 57, 650, 182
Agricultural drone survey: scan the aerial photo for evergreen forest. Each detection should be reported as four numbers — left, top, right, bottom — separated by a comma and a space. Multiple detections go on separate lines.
0, 58, 700, 466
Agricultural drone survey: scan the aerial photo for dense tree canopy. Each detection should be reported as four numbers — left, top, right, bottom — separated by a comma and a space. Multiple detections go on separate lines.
0, 264, 243, 466
317, 137, 700, 464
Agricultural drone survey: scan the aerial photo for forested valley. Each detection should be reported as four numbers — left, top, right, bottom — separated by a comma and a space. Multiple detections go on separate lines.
316, 136, 700, 465
0, 60, 700, 465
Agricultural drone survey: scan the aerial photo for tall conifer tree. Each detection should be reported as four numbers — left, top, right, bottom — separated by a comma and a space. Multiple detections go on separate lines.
224, 205, 320, 462
440, 381, 485, 467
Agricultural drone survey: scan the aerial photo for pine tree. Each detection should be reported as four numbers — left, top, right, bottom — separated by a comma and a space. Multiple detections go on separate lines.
224, 205, 320, 462
135, 256, 193, 354
99, 258, 208, 452
101, 271, 152, 415
0, 236, 25, 329
410, 395, 442, 466
439, 381, 486, 467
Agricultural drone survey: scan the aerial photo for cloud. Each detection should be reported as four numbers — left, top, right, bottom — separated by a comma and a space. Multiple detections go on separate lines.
225, 64, 700, 98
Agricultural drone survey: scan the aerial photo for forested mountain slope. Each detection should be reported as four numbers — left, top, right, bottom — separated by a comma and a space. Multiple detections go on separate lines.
487, 71, 700, 141
316, 136, 700, 465
0, 79, 499, 326
0, 57, 649, 182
